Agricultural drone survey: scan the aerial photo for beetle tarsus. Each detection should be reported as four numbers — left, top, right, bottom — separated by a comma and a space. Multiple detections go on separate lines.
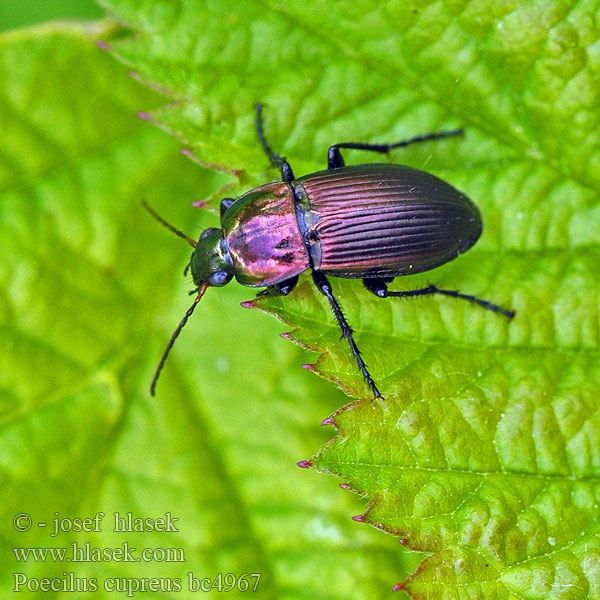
363, 278, 515, 319
421, 285, 516, 319
312, 271, 382, 399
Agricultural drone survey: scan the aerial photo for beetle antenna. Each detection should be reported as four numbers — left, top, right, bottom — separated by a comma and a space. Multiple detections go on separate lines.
142, 202, 197, 248
150, 282, 209, 395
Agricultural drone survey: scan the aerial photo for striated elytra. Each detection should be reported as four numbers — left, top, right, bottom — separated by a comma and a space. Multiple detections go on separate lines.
145, 105, 514, 398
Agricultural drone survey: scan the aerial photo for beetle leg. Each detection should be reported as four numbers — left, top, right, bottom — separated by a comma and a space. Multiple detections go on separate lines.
256, 275, 299, 297
220, 197, 236, 219
363, 278, 515, 319
312, 271, 383, 399
327, 129, 463, 170
362, 277, 389, 298
255, 103, 295, 183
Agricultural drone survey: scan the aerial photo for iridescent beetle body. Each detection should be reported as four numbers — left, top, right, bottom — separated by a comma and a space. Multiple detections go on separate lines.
297, 164, 481, 278
195, 164, 481, 287
222, 182, 308, 286
146, 105, 514, 398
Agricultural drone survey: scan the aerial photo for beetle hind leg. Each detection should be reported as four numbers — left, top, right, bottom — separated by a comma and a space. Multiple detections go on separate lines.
327, 129, 463, 169
363, 278, 515, 319
312, 271, 383, 399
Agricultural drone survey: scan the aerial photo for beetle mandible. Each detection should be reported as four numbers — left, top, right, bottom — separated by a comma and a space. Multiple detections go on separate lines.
145, 104, 515, 398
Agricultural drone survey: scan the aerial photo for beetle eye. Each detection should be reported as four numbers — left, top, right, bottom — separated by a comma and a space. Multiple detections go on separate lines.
208, 270, 232, 287
199, 228, 216, 241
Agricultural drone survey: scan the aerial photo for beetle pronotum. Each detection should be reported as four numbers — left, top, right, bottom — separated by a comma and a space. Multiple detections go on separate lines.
145, 105, 514, 398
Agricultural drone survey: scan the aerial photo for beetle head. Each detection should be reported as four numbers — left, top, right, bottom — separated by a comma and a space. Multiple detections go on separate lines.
190, 227, 234, 288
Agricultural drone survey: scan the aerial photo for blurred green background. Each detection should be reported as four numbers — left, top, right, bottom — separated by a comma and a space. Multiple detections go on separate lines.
0, 1, 103, 31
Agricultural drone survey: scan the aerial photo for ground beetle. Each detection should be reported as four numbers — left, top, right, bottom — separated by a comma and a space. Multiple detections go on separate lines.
145, 104, 514, 398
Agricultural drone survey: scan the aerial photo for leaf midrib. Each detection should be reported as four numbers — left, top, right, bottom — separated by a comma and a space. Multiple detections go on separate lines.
318, 460, 600, 482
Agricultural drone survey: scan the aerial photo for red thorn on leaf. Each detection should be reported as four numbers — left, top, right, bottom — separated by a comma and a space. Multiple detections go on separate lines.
321, 416, 334, 426
96, 41, 109, 50
392, 583, 404, 592
339, 483, 351, 490
352, 514, 365, 522
192, 200, 207, 208
137, 112, 150, 121
280, 332, 290, 339
128, 70, 137, 78
297, 460, 312, 468
240, 301, 254, 309
302, 364, 315, 371
181, 149, 193, 156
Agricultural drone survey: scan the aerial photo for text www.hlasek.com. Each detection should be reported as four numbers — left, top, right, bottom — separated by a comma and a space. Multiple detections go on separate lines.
13, 542, 184, 563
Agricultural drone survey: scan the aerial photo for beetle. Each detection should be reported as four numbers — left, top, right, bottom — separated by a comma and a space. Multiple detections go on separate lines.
145, 104, 514, 398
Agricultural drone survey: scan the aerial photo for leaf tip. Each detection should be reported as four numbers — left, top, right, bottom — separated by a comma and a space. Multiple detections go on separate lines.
352, 514, 366, 522
192, 199, 207, 208
321, 416, 334, 426
340, 483, 364, 495
297, 459, 313, 468
240, 300, 255, 309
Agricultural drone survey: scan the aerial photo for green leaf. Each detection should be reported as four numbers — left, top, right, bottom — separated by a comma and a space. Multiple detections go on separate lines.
97, 0, 600, 597
0, 19, 414, 600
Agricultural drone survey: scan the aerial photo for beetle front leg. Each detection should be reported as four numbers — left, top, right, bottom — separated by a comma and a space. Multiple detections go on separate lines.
255, 104, 295, 183
312, 271, 383, 399
363, 278, 515, 319
256, 275, 299, 297
220, 197, 236, 219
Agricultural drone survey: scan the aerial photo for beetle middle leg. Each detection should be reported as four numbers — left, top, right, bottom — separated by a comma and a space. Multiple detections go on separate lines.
312, 271, 383, 399
327, 129, 463, 169
363, 278, 515, 319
